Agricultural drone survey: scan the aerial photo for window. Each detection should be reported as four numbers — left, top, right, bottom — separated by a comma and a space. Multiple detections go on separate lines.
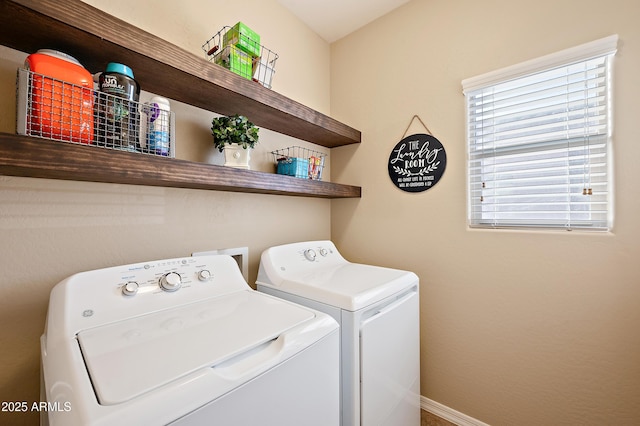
463, 36, 618, 231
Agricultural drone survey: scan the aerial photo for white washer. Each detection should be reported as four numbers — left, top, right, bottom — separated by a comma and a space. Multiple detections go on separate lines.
256, 241, 420, 426
40, 254, 339, 426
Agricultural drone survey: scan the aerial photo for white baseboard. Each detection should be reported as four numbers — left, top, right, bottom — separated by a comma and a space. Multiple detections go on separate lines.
421, 396, 491, 426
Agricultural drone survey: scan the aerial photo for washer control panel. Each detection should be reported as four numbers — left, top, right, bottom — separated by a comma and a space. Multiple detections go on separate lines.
114, 257, 224, 298
49, 254, 251, 339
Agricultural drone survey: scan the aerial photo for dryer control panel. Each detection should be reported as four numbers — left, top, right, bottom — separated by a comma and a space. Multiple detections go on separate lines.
303, 245, 332, 262
257, 241, 348, 284
256, 240, 419, 312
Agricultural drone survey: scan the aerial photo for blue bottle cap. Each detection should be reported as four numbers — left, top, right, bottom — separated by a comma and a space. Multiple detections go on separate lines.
105, 62, 134, 79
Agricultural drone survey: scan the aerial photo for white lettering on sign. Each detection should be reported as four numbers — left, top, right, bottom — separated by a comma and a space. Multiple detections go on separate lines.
390, 140, 442, 176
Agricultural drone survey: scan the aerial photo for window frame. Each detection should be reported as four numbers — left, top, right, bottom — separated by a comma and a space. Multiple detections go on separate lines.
462, 35, 618, 231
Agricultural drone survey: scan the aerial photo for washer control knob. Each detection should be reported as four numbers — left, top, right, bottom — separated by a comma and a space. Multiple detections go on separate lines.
122, 281, 139, 296
319, 248, 328, 257
197, 269, 212, 282
160, 272, 182, 292
304, 249, 317, 261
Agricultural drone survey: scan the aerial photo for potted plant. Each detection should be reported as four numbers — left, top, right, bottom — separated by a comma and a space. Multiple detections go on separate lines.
211, 114, 259, 169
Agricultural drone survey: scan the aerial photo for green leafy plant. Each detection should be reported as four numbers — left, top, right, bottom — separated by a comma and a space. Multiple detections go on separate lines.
211, 114, 259, 152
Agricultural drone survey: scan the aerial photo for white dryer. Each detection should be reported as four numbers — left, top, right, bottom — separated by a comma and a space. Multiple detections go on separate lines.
256, 241, 420, 426
40, 254, 339, 426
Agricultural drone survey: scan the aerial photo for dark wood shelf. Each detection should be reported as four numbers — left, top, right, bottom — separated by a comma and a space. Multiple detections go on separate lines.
0, 135, 362, 198
0, 0, 360, 148
0, 0, 362, 199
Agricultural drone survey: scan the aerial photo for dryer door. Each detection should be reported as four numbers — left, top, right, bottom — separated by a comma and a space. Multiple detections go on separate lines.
360, 288, 420, 426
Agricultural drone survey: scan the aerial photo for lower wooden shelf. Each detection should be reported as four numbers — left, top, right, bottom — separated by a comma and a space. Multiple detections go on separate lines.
0, 134, 362, 199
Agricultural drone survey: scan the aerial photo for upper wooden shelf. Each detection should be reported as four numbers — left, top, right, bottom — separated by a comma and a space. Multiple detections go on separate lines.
0, 0, 361, 148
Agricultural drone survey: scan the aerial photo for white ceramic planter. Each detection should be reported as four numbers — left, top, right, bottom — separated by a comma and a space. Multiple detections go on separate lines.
223, 145, 251, 169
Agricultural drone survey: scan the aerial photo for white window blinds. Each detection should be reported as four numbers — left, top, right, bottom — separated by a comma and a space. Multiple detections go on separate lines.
463, 35, 618, 231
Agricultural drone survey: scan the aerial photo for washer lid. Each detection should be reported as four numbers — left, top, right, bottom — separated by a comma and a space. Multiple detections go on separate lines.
267, 263, 417, 311
77, 290, 314, 405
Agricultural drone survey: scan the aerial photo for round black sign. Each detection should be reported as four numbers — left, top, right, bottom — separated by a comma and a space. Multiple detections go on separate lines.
388, 133, 447, 192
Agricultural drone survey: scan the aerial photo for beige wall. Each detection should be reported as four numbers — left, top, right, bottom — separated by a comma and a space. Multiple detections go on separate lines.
0, 1, 333, 425
331, 0, 640, 425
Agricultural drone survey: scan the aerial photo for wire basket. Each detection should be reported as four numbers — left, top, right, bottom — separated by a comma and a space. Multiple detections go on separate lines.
16, 68, 176, 157
202, 26, 278, 89
272, 146, 326, 181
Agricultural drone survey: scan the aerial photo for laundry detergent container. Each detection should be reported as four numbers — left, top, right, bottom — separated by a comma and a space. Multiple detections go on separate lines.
24, 49, 94, 144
